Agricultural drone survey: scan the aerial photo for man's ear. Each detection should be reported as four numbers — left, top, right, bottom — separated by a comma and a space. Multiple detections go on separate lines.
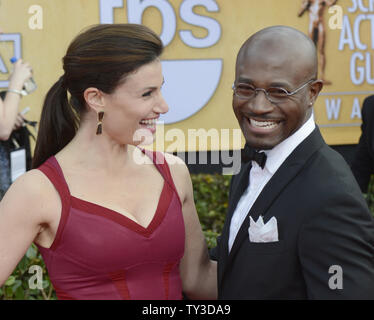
309, 80, 323, 105
83, 87, 105, 113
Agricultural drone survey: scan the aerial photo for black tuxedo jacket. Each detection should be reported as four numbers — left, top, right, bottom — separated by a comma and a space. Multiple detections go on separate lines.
351, 95, 374, 193
213, 128, 374, 299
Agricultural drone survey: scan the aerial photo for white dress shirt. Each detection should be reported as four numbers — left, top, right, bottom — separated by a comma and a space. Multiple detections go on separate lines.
228, 115, 316, 252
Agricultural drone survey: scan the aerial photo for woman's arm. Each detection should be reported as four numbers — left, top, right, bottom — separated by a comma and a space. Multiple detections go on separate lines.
0, 170, 55, 286
165, 153, 217, 300
0, 59, 32, 140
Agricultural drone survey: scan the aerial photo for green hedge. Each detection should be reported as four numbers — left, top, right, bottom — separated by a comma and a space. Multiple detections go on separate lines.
365, 175, 374, 213
0, 244, 56, 300
2, 173, 374, 300
192, 173, 230, 248
0, 173, 231, 300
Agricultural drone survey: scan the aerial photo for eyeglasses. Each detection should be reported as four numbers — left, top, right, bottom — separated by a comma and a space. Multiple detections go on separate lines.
232, 79, 315, 104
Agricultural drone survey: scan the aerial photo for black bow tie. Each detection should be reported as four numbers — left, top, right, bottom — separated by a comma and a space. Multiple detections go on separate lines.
241, 144, 267, 169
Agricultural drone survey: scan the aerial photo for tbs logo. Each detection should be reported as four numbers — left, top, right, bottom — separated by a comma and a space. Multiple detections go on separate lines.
100, 0, 223, 124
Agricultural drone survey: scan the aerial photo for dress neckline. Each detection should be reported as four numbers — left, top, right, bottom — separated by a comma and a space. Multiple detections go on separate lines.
50, 151, 172, 238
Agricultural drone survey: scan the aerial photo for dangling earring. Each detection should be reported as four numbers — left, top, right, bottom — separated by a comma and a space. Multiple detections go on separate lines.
96, 111, 104, 135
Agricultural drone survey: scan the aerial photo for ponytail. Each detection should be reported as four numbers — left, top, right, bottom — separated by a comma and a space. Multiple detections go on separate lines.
32, 77, 78, 168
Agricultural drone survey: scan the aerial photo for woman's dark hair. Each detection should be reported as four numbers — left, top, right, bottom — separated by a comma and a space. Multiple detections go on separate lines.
32, 24, 163, 168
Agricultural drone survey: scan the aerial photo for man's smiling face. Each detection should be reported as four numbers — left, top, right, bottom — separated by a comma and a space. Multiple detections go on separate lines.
232, 29, 321, 150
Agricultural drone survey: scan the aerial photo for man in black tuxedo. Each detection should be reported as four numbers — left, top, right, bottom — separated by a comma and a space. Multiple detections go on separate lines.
351, 95, 374, 193
213, 26, 374, 299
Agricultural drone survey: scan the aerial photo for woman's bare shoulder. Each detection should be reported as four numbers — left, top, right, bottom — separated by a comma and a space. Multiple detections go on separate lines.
162, 152, 192, 203
0, 169, 60, 222
10, 169, 55, 195
162, 152, 190, 177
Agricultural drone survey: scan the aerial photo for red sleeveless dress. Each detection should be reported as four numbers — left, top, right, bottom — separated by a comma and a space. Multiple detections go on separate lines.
34, 150, 185, 300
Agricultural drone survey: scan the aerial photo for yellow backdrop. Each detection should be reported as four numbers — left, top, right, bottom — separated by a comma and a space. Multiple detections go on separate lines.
0, 0, 373, 151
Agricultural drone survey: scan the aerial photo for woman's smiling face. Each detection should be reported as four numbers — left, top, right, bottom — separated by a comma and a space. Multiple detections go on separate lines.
101, 59, 169, 146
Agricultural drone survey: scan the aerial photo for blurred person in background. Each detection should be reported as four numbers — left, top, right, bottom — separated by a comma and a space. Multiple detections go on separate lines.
0, 27, 33, 199
351, 95, 374, 193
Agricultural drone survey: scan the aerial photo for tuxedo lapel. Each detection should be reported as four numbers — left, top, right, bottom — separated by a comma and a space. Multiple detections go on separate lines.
222, 128, 325, 279
226, 162, 252, 224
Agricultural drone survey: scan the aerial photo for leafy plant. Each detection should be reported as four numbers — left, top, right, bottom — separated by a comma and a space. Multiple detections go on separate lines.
364, 175, 374, 216
191, 173, 231, 248
0, 243, 56, 300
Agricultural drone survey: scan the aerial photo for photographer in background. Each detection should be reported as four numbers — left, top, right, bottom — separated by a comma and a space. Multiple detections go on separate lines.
351, 95, 374, 193
0, 57, 33, 200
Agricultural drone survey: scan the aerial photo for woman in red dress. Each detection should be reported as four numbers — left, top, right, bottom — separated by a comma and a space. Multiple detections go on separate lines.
0, 24, 217, 300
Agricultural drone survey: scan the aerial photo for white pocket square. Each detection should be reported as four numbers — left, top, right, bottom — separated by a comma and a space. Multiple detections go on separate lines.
248, 216, 279, 243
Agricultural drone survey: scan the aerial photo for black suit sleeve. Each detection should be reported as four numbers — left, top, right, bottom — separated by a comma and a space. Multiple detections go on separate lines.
351, 96, 374, 193
298, 189, 374, 299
